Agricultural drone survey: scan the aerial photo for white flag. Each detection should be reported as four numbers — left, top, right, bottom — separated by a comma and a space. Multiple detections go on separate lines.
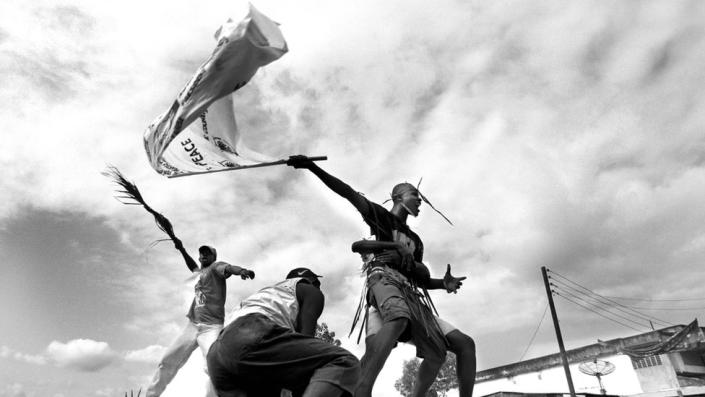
144, 4, 287, 177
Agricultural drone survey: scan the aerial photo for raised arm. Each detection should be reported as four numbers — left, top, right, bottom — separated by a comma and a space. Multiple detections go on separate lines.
295, 282, 325, 336
287, 155, 369, 215
173, 238, 198, 272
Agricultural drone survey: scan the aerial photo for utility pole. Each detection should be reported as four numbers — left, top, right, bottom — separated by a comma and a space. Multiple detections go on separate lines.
542, 266, 576, 397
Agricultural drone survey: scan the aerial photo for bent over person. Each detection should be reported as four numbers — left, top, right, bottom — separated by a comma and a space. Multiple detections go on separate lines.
287, 155, 476, 397
207, 267, 360, 397
146, 245, 256, 397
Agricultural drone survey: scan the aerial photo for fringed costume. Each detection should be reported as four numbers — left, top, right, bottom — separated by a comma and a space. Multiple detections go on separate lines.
348, 198, 450, 362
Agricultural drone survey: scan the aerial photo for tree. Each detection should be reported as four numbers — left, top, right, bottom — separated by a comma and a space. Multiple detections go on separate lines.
315, 322, 342, 346
394, 353, 458, 397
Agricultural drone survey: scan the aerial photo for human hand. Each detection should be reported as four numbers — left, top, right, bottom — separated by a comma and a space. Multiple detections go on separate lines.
442, 264, 467, 293
240, 269, 255, 280
286, 155, 314, 169
373, 249, 400, 263
391, 243, 414, 272
374, 249, 414, 272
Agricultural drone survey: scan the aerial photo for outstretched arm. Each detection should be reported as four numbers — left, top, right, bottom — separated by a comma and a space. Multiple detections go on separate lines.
224, 264, 256, 280
425, 264, 467, 293
287, 155, 369, 215
173, 238, 198, 272
212, 262, 256, 280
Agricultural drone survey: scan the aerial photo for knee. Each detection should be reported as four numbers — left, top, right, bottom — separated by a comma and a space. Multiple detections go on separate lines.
365, 318, 409, 348
462, 334, 476, 354
421, 355, 446, 372
447, 331, 475, 356
362, 335, 388, 357
387, 317, 410, 334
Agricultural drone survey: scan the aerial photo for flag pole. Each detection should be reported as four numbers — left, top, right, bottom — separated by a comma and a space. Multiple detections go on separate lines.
167, 156, 327, 179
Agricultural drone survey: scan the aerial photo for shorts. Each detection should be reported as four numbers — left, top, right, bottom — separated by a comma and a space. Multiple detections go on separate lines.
366, 305, 457, 337
365, 267, 449, 360
206, 313, 360, 397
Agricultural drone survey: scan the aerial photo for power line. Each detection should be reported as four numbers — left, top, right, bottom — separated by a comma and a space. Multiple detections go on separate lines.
548, 269, 674, 327
550, 272, 695, 321
605, 296, 705, 302
622, 306, 705, 311
553, 292, 647, 333
518, 302, 549, 362
549, 278, 671, 326
549, 278, 672, 327
551, 284, 652, 329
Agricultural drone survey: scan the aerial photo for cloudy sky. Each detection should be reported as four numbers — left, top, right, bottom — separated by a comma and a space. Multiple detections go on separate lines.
2, 0, 705, 396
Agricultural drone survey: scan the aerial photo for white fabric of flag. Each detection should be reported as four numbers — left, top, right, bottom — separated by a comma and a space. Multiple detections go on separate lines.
144, 4, 287, 177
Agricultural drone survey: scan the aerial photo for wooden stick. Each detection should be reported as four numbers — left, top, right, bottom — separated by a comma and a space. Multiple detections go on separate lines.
167, 156, 327, 179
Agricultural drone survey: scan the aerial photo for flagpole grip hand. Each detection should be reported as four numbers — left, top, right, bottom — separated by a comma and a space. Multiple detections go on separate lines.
173, 238, 184, 250
286, 155, 327, 169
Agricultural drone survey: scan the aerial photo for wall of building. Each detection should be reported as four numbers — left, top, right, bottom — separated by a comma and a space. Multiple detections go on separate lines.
475, 355, 642, 397
632, 354, 681, 393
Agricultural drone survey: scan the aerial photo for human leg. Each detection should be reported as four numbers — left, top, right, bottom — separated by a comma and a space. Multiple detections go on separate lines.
208, 314, 359, 397
356, 272, 414, 397
409, 317, 449, 397
406, 317, 472, 397
412, 356, 445, 397
301, 381, 348, 397
209, 390, 248, 397
146, 321, 199, 397
207, 316, 284, 397
298, 347, 361, 396
196, 323, 223, 397
254, 331, 359, 397
446, 329, 476, 397
196, 323, 223, 356
355, 317, 409, 397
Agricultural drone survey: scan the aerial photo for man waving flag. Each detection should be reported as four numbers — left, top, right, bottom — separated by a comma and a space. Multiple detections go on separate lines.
144, 4, 288, 177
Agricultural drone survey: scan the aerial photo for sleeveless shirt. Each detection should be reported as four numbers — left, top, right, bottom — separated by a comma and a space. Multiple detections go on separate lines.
230, 277, 304, 330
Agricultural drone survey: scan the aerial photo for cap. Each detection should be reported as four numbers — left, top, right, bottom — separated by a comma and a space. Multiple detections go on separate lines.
286, 267, 322, 280
198, 245, 217, 257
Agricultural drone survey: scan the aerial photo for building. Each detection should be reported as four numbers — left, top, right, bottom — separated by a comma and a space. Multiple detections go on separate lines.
475, 320, 705, 397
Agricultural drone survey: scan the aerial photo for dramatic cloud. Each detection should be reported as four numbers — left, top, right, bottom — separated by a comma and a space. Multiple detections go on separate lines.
45, 339, 119, 372
2, 0, 705, 395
